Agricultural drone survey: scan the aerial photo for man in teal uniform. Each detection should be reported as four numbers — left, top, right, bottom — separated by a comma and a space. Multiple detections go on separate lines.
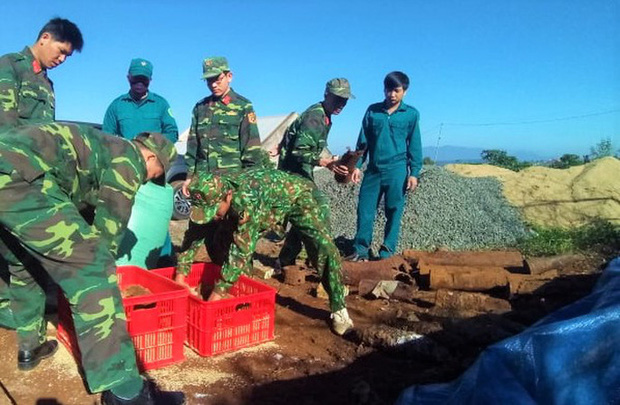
348, 71, 422, 261
180, 56, 264, 264
0, 123, 183, 404
103, 58, 178, 142
0, 17, 83, 329
103, 58, 179, 267
176, 168, 354, 336
276, 78, 353, 268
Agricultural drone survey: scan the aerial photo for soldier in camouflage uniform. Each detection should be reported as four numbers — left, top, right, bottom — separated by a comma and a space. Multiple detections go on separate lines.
0, 17, 83, 128
276, 78, 354, 268
180, 56, 264, 264
0, 17, 83, 329
0, 123, 183, 404
176, 168, 354, 336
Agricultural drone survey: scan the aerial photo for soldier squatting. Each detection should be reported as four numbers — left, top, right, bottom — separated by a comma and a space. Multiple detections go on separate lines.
0, 17, 422, 405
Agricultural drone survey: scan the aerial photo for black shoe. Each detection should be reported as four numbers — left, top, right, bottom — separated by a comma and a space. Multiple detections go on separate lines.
101, 379, 185, 405
344, 253, 368, 262
17, 339, 59, 371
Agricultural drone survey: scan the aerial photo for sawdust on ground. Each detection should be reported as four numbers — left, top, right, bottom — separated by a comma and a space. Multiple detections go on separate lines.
446, 157, 620, 228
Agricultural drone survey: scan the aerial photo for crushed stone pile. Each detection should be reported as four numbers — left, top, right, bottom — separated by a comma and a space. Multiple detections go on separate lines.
446, 157, 620, 228
315, 165, 527, 253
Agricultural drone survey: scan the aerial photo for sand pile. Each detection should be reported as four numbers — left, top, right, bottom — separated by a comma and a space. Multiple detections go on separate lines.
446, 157, 620, 228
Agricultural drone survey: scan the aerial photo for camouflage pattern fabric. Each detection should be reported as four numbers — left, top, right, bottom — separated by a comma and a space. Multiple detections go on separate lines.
278, 102, 331, 182
0, 123, 146, 392
277, 102, 332, 265
177, 168, 347, 312
185, 88, 262, 177
0, 47, 55, 128
0, 46, 55, 327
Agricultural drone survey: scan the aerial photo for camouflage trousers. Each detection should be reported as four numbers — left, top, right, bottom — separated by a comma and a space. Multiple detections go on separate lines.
278, 186, 331, 266
0, 170, 141, 393
222, 189, 346, 313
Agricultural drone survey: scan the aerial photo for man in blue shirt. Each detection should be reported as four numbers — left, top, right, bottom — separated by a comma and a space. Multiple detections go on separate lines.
103, 58, 179, 268
103, 58, 178, 142
347, 71, 422, 261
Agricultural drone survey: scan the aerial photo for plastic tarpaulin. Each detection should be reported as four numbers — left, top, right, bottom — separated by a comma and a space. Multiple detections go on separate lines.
396, 258, 620, 405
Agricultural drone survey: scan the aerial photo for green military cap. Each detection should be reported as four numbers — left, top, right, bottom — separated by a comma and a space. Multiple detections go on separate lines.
326, 78, 355, 99
128, 58, 153, 79
202, 56, 229, 79
132, 132, 177, 173
188, 173, 232, 224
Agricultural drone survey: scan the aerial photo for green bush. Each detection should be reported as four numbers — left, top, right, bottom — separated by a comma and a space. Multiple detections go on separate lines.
518, 220, 620, 257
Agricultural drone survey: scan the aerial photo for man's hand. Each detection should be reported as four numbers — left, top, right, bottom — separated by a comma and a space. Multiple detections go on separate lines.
181, 177, 192, 197
268, 145, 280, 157
174, 273, 189, 288
207, 290, 232, 302
351, 168, 362, 184
406, 176, 418, 191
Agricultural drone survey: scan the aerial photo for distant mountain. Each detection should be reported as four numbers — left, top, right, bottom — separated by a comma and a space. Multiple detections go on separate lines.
424, 145, 549, 164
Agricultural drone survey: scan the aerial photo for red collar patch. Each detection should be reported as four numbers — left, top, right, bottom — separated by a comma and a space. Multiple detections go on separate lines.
324, 116, 331, 126
32, 60, 42, 74
221, 94, 232, 105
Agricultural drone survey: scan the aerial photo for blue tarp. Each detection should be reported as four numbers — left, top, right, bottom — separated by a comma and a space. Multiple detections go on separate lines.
396, 258, 620, 405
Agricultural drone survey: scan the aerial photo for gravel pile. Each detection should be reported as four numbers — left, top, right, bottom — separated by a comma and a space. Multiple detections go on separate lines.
314, 165, 527, 253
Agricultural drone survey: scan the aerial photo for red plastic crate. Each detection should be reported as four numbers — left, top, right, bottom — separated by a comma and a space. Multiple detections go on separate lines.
153, 262, 276, 356
57, 265, 188, 371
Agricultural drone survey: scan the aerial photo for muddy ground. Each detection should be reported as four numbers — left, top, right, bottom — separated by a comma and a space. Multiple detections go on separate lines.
0, 220, 608, 405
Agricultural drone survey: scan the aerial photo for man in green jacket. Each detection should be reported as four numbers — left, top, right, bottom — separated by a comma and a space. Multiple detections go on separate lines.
276, 78, 353, 268
347, 71, 423, 261
0, 17, 83, 128
180, 56, 264, 264
0, 17, 83, 329
0, 123, 182, 404
176, 168, 354, 336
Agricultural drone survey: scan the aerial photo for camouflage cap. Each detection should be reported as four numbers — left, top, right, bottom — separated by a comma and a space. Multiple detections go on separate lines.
188, 173, 231, 224
202, 56, 230, 79
128, 58, 153, 79
326, 78, 355, 99
132, 132, 177, 173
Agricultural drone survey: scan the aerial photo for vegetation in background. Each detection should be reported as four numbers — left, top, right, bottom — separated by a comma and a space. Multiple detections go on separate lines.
518, 220, 620, 257
423, 156, 435, 165
549, 153, 584, 169
589, 138, 616, 160
481, 149, 531, 172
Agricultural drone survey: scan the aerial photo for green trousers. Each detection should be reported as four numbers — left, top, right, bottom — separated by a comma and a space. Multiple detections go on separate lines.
0, 170, 141, 393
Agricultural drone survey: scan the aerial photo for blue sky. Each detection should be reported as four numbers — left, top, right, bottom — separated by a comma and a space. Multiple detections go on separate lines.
1, 1, 618, 159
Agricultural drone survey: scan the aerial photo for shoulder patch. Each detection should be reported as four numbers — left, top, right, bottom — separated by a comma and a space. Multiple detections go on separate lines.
247, 112, 257, 124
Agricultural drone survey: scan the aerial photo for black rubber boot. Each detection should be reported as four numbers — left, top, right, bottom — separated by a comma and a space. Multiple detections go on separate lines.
101, 380, 185, 405
17, 339, 59, 371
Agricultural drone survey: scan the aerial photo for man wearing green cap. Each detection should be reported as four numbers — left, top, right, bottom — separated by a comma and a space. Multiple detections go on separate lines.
103, 58, 179, 269
0, 123, 183, 403
103, 58, 178, 143
0, 17, 84, 330
274, 78, 354, 269
182, 56, 263, 194
180, 56, 264, 264
175, 167, 354, 336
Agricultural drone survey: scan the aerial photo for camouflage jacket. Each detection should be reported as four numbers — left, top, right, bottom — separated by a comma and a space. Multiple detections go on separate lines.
0, 47, 55, 128
177, 167, 316, 276
0, 123, 147, 255
278, 102, 331, 181
185, 88, 262, 177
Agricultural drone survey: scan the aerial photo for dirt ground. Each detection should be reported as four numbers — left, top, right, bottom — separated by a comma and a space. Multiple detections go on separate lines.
0, 221, 608, 405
